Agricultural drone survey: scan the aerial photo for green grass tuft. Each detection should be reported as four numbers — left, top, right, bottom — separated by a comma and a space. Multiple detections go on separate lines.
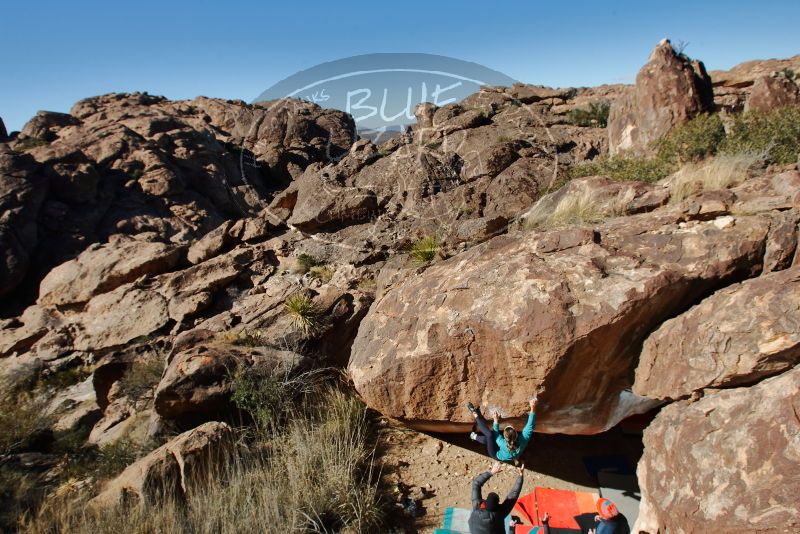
284, 292, 319, 334
409, 235, 438, 264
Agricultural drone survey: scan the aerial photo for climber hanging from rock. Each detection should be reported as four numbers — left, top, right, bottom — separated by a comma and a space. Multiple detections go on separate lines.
467, 395, 537, 465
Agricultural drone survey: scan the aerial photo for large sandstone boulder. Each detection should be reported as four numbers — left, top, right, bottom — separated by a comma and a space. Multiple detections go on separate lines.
90, 421, 234, 508
349, 205, 772, 433
635, 367, 800, 534
745, 73, 800, 113
634, 267, 800, 400
609, 39, 714, 155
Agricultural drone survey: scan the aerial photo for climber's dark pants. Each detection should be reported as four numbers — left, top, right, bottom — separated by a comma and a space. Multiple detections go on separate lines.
474, 409, 500, 460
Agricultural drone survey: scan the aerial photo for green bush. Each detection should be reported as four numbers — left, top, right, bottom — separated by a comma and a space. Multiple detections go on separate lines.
656, 113, 725, 164
294, 253, 320, 274
231, 370, 290, 431
410, 235, 438, 264
565, 101, 610, 127
721, 106, 800, 165
569, 155, 674, 183
13, 137, 50, 152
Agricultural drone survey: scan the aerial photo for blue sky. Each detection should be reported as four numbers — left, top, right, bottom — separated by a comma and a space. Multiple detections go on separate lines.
2, 0, 799, 132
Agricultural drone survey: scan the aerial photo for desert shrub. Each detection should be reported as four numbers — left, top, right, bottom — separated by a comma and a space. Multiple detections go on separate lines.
295, 253, 320, 274
565, 101, 610, 127
655, 113, 726, 164
284, 292, 319, 334
217, 329, 269, 347
409, 235, 438, 264
231, 370, 290, 432
667, 152, 762, 203
118, 356, 165, 398
22, 388, 384, 534
36, 366, 92, 391
721, 106, 800, 165
0, 393, 53, 456
569, 155, 674, 183
13, 137, 50, 152
309, 265, 334, 283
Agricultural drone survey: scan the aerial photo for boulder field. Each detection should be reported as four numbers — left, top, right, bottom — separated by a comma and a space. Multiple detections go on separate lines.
2, 39, 799, 533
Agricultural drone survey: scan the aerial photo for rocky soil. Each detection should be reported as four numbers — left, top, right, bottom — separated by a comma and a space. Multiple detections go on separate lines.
2, 39, 799, 533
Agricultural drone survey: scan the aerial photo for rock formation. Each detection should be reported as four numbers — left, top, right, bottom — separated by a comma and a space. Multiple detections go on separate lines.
746, 72, 800, 112
90, 421, 234, 508
608, 38, 714, 155
709, 54, 800, 111
634, 266, 800, 400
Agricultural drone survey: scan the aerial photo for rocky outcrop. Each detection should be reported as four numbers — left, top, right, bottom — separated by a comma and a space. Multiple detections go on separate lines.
154, 341, 302, 420
635, 366, 800, 534
1, 93, 355, 315
0, 147, 47, 297
90, 421, 234, 508
745, 72, 800, 112
0, 116, 7, 140
37, 235, 183, 306
609, 39, 714, 155
634, 267, 800, 400
709, 54, 800, 112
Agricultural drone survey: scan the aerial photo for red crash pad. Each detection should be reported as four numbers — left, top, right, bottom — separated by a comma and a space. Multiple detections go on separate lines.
512, 487, 599, 531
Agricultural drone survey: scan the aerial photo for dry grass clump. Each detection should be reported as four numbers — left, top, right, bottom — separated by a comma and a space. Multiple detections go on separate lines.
0, 393, 53, 456
309, 265, 335, 283
524, 187, 635, 229
118, 357, 165, 398
216, 328, 269, 347
22, 388, 383, 534
666, 152, 762, 203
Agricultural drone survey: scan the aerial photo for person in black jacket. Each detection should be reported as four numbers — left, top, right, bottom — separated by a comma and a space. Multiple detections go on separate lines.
468, 461, 524, 534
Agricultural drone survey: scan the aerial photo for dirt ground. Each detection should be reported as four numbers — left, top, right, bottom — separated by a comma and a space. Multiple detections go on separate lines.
379, 419, 645, 533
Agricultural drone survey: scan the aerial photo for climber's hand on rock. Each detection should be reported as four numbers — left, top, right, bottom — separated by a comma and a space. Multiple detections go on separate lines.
492, 410, 500, 423
529, 396, 537, 411
517, 462, 525, 476
490, 461, 503, 475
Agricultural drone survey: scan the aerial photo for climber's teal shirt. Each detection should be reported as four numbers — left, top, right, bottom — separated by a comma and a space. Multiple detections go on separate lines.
492, 412, 536, 462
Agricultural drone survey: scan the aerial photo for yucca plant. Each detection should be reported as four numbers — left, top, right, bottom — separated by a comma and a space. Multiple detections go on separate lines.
410, 235, 438, 265
284, 292, 319, 334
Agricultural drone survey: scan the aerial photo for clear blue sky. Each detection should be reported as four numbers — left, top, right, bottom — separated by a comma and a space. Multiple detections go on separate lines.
2, 0, 799, 132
